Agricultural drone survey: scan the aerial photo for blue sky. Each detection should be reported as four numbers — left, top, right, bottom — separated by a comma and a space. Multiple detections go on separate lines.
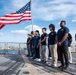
0, 0, 76, 43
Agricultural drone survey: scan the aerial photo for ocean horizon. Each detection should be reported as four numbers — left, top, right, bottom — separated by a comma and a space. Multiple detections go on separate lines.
0, 50, 26, 54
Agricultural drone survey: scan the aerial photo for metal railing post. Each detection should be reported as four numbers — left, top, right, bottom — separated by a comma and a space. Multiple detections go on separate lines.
19, 43, 21, 54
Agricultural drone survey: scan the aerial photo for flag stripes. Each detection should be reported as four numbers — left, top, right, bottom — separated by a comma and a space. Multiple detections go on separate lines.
0, 1, 31, 29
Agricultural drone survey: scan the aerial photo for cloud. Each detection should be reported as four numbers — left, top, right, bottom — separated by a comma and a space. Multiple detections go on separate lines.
11, 30, 28, 34
0, 32, 3, 36
32, 1, 76, 21
72, 17, 76, 22
72, 19, 76, 22
25, 24, 51, 34
1, 0, 76, 21
25, 25, 42, 34
58, 22, 60, 25
11, 0, 29, 10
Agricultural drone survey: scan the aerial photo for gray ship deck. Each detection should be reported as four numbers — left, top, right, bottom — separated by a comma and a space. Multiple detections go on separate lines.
0, 54, 76, 75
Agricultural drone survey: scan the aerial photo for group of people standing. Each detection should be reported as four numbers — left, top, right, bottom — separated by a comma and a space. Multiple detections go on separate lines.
27, 20, 72, 71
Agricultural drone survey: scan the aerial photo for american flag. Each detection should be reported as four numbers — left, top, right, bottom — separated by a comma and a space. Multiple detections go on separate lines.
0, 1, 31, 29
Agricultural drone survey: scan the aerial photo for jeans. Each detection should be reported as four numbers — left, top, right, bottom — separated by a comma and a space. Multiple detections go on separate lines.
40, 45, 49, 61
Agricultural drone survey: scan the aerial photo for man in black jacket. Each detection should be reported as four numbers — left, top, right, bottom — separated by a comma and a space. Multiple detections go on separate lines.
27, 34, 31, 56
57, 20, 69, 71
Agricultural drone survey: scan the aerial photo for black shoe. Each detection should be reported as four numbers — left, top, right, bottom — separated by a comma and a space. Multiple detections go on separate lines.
44, 61, 46, 63
41, 60, 44, 63
26, 55, 30, 57
64, 65, 69, 69
61, 67, 67, 71
61, 65, 69, 71
33, 57, 36, 59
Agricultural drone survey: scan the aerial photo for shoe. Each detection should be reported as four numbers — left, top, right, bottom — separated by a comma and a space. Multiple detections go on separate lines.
49, 57, 52, 59
43, 61, 49, 63
53, 64, 57, 67
64, 65, 69, 69
34, 58, 41, 62
33, 57, 36, 59
26, 55, 30, 57
34, 58, 38, 61
69, 61, 72, 64
41, 60, 44, 63
44, 61, 46, 63
45, 62, 49, 64
50, 64, 53, 67
50, 64, 57, 67
50, 64, 54, 67
37, 59, 41, 62
30, 57, 33, 59
61, 67, 67, 71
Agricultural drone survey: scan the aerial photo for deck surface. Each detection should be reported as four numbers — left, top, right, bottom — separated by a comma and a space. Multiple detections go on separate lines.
0, 54, 76, 75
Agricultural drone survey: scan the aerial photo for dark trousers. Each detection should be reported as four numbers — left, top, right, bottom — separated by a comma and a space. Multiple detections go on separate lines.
58, 46, 69, 67
30, 45, 33, 57
48, 45, 51, 57
32, 48, 36, 59
35, 47, 40, 58
57, 46, 61, 61
27, 44, 30, 56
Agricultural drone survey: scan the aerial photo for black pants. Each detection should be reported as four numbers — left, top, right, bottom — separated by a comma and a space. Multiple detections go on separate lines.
27, 44, 30, 56
57, 46, 61, 61
30, 45, 33, 57
58, 46, 69, 67
35, 47, 40, 58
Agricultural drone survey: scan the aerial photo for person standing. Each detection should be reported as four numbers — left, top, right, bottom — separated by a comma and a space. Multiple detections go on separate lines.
33, 30, 41, 61
40, 28, 48, 63
57, 20, 69, 71
48, 35, 51, 59
68, 33, 72, 63
26, 34, 31, 56
30, 31, 35, 58
49, 24, 58, 67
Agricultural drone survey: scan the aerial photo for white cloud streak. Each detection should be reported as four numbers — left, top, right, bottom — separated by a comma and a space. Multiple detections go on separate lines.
25, 25, 42, 34
72, 19, 76, 22
11, 30, 28, 34
0, 32, 3, 36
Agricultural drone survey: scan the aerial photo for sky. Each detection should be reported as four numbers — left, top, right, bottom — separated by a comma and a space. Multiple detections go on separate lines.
0, 0, 76, 43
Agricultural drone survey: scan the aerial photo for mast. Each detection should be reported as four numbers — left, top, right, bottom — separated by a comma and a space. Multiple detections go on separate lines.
30, 0, 33, 31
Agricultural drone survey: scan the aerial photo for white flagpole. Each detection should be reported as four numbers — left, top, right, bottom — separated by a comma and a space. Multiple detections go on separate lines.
30, 0, 33, 31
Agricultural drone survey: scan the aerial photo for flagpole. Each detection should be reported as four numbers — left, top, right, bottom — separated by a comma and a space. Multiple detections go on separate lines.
30, 0, 33, 31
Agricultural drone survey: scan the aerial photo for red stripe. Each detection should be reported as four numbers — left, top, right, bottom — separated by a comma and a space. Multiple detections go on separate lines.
24, 12, 31, 14
5, 14, 22, 16
0, 18, 32, 24
0, 24, 5, 30
0, 16, 31, 21
0, 19, 31, 25
21, 19, 31, 21
0, 11, 31, 25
